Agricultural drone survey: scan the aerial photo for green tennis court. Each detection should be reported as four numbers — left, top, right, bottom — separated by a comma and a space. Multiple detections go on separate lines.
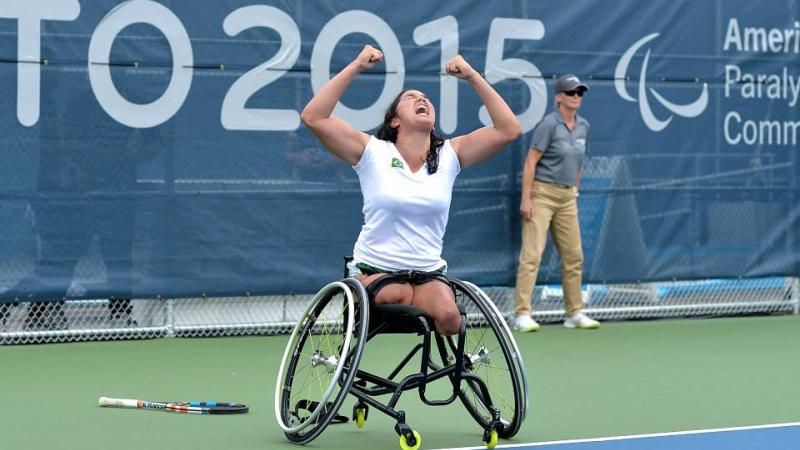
2, 314, 797, 450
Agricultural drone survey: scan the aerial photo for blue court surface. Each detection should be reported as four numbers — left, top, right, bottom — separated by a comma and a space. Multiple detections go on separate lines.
439, 423, 800, 450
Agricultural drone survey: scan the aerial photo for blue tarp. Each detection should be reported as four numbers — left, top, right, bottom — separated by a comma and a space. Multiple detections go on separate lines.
0, 0, 797, 299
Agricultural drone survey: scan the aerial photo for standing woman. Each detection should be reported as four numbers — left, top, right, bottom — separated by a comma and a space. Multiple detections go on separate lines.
301, 45, 521, 336
513, 74, 600, 332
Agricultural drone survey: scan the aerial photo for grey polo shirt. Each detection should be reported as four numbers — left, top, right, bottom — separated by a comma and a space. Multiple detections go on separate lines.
529, 111, 590, 187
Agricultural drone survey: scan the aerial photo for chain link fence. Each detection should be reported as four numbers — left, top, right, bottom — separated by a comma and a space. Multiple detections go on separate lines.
2, 277, 797, 345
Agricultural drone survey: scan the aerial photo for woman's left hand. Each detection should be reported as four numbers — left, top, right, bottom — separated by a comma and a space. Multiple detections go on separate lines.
445, 55, 479, 81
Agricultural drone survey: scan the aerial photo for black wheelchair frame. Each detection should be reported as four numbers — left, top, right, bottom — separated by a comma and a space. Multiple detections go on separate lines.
275, 260, 527, 450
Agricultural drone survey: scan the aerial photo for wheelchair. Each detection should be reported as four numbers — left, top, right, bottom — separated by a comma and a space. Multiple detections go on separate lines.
274, 260, 528, 450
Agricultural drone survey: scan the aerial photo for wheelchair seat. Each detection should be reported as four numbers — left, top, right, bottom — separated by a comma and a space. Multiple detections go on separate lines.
369, 302, 466, 335
369, 303, 428, 335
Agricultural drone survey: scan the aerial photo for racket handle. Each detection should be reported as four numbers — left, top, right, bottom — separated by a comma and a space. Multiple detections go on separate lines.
99, 396, 139, 408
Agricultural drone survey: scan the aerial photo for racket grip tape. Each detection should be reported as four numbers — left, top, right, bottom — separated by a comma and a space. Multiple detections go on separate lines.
99, 397, 141, 408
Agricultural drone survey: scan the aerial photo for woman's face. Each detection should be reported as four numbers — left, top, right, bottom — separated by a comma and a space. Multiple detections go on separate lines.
392, 90, 436, 132
557, 89, 584, 111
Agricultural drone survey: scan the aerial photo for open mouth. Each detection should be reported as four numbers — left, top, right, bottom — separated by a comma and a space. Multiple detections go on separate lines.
415, 105, 428, 115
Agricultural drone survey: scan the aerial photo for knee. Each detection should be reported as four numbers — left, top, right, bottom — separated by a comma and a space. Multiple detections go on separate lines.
518, 251, 543, 268
517, 258, 541, 272
561, 252, 583, 269
436, 306, 463, 336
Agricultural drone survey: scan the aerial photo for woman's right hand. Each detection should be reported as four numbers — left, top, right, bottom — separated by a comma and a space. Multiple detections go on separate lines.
520, 198, 534, 221
355, 45, 383, 70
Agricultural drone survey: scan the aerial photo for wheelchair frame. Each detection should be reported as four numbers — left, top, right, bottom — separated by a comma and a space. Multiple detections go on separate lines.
275, 270, 528, 450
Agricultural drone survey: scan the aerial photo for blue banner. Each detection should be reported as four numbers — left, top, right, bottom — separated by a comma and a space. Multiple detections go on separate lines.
0, 0, 797, 300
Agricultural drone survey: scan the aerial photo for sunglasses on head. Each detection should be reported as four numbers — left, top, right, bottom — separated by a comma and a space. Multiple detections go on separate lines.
562, 90, 585, 97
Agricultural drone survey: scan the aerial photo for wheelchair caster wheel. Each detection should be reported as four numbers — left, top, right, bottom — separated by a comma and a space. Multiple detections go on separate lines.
399, 430, 421, 450
483, 428, 499, 449
355, 408, 366, 429
352, 402, 368, 429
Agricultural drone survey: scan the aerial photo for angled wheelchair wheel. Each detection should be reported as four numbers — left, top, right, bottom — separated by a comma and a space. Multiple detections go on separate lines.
275, 278, 369, 444
448, 279, 528, 439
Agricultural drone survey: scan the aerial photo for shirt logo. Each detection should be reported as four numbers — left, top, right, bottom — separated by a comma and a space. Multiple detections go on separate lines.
391, 157, 404, 169
615, 33, 708, 132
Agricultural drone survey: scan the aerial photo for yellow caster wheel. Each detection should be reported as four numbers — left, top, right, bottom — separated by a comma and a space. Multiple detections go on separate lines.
355, 408, 366, 429
399, 430, 421, 450
483, 429, 499, 449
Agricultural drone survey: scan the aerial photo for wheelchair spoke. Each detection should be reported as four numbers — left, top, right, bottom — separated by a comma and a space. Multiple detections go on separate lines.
467, 364, 512, 423
292, 358, 313, 376
314, 362, 327, 400
486, 366, 509, 407
320, 301, 342, 355
291, 370, 316, 403
467, 324, 492, 357
318, 311, 333, 356
288, 335, 319, 400
328, 303, 347, 356
290, 362, 318, 406
287, 319, 342, 425
317, 315, 329, 350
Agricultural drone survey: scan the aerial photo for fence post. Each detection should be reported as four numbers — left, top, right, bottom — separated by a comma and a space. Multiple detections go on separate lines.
165, 298, 176, 337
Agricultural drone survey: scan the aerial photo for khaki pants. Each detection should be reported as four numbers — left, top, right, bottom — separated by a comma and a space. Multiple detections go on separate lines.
514, 181, 584, 317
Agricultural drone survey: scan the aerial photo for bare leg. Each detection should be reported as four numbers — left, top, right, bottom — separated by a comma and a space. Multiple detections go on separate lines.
357, 275, 460, 335
411, 281, 460, 336
358, 273, 414, 305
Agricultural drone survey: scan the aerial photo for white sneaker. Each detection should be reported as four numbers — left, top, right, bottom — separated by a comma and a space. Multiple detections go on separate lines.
512, 315, 540, 332
564, 313, 600, 329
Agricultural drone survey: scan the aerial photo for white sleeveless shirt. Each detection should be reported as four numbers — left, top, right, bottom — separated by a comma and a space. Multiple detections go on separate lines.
352, 136, 461, 271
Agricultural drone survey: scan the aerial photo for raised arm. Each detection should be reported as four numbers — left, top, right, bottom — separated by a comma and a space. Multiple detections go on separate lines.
300, 45, 383, 165
448, 55, 523, 168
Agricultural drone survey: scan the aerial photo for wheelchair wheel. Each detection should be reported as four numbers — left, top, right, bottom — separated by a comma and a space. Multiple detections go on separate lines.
275, 278, 369, 444
448, 279, 528, 439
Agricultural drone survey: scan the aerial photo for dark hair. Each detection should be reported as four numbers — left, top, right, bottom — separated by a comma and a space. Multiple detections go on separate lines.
376, 90, 445, 174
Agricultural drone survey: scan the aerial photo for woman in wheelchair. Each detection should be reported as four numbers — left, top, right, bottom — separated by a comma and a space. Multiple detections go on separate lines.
276, 45, 527, 450
301, 44, 521, 334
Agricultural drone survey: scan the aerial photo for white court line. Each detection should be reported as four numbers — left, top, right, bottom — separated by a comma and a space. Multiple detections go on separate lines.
434, 422, 800, 450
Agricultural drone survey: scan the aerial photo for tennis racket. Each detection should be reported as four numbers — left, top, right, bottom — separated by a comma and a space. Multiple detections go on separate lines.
99, 396, 248, 414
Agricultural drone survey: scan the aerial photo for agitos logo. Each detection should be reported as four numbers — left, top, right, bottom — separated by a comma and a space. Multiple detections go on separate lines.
614, 33, 708, 132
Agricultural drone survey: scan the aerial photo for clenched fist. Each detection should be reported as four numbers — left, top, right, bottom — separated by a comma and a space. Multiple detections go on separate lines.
355, 45, 383, 70
445, 55, 478, 80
